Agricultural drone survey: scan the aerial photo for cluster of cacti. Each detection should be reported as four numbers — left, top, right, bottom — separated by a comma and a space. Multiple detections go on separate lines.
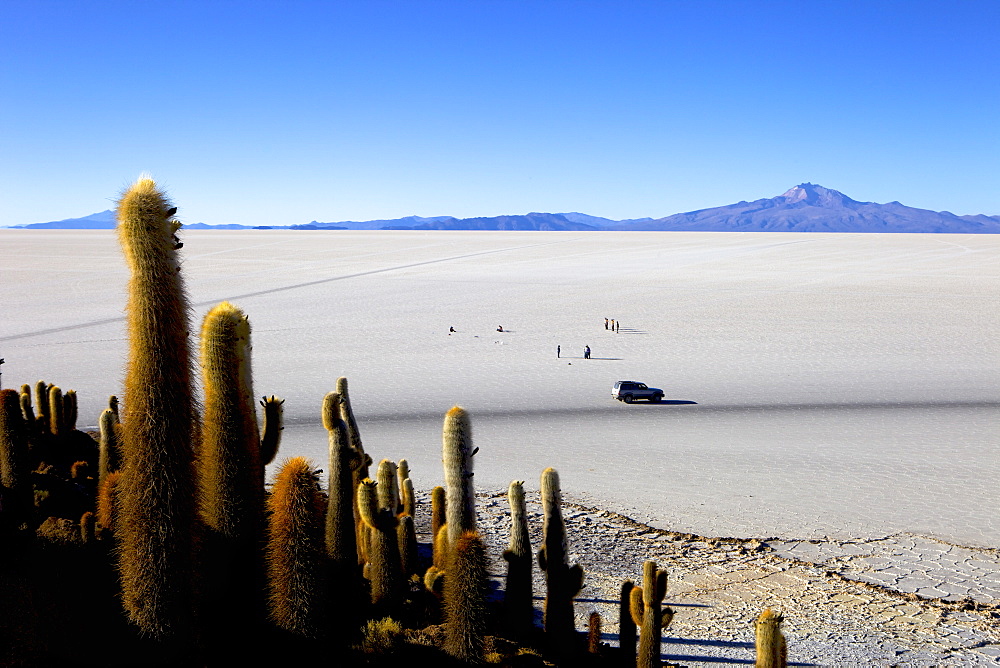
0, 177, 800, 667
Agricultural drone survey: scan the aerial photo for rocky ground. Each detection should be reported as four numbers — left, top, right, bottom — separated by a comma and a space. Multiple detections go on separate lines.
415, 489, 1000, 667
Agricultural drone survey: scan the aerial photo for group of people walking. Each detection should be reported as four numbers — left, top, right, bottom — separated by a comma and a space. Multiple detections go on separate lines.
604, 317, 620, 332
556, 345, 590, 359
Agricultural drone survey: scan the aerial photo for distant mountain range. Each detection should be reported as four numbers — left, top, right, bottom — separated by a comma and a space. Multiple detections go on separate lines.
9, 184, 1000, 233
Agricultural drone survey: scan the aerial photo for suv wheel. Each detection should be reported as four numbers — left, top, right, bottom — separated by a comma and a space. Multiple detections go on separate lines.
623, 395, 633, 403
650, 394, 662, 403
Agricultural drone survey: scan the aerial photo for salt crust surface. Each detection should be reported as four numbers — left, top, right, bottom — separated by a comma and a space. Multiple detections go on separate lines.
2, 229, 998, 663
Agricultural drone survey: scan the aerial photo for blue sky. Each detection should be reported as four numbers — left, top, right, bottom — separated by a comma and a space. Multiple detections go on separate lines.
2, 1, 997, 226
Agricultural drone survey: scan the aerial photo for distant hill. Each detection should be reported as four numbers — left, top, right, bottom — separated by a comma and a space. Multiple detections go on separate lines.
611, 184, 1000, 233
10, 210, 277, 230
10, 185, 999, 232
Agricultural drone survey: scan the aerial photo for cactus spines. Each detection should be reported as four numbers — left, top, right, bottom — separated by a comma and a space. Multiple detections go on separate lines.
635, 560, 673, 668
537, 467, 583, 646
401, 477, 416, 518
34, 380, 50, 431
397, 459, 413, 516
431, 485, 446, 542
0, 389, 32, 528
63, 390, 78, 431
619, 580, 637, 666
198, 301, 263, 543
116, 175, 198, 639
259, 395, 284, 466
587, 611, 602, 654
443, 406, 477, 548
97, 408, 120, 484
19, 389, 34, 426
375, 459, 399, 514
97, 470, 121, 533
357, 478, 404, 610
335, 376, 368, 479
47, 385, 64, 436
266, 457, 328, 638
398, 514, 417, 578
322, 392, 358, 568
502, 480, 533, 637
755, 608, 786, 668
444, 530, 489, 664
424, 565, 445, 597
433, 520, 450, 570
80, 511, 96, 544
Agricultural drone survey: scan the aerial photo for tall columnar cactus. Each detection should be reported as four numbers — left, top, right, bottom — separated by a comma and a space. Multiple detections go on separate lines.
587, 612, 602, 655
97, 470, 122, 534
34, 380, 50, 433
18, 388, 34, 427
97, 407, 120, 484
537, 467, 583, 646
444, 530, 489, 664
443, 406, 477, 548
336, 376, 371, 564
755, 608, 787, 668
630, 560, 673, 668
398, 514, 417, 578
322, 392, 359, 569
618, 579, 637, 666
357, 478, 404, 612
502, 480, 533, 637
115, 175, 198, 639
266, 457, 328, 638
431, 485, 446, 542
400, 477, 416, 519
0, 388, 32, 529
198, 301, 263, 544
259, 395, 284, 468
63, 390, 78, 431
397, 459, 412, 516
336, 376, 369, 480
47, 385, 64, 436
376, 459, 399, 515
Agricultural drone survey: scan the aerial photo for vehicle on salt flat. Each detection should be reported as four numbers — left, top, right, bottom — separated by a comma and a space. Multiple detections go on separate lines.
611, 380, 664, 403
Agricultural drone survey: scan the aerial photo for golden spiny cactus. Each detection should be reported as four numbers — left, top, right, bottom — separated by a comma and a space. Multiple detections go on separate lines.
115, 175, 198, 640
755, 608, 787, 668
266, 457, 328, 638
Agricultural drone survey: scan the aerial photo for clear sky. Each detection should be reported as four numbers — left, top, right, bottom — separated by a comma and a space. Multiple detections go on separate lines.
2, 1, 998, 227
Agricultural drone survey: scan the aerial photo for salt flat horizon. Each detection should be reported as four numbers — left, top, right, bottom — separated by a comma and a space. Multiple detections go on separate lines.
2, 229, 997, 548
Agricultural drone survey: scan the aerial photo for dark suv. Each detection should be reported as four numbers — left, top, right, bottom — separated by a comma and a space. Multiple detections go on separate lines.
612, 380, 663, 403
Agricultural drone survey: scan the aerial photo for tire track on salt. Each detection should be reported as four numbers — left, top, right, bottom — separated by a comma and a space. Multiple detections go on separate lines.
1, 237, 581, 342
